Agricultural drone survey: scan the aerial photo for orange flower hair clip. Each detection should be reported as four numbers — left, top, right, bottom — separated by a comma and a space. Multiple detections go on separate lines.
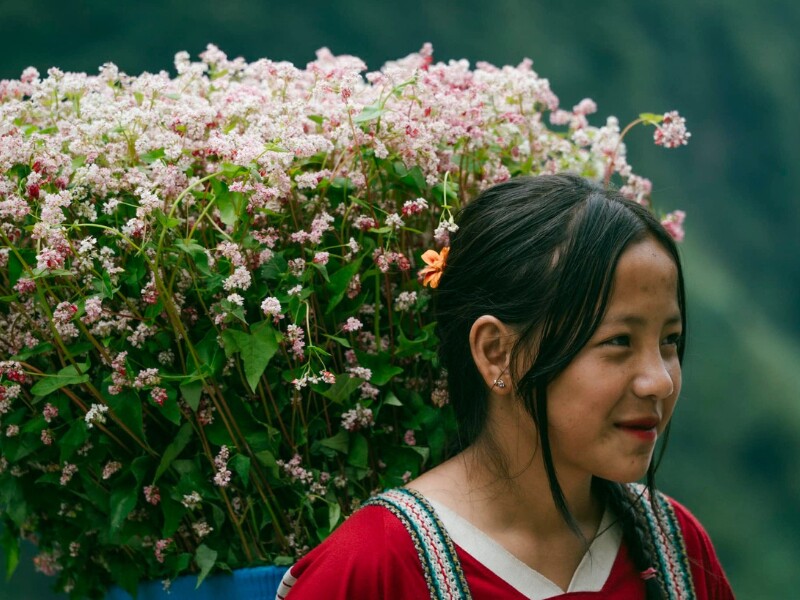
419, 247, 449, 288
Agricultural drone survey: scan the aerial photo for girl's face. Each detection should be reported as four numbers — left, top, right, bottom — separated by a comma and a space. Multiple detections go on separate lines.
544, 236, 682, 484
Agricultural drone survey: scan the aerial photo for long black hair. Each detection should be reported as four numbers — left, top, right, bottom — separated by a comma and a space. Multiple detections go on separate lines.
434, 174, 686, 599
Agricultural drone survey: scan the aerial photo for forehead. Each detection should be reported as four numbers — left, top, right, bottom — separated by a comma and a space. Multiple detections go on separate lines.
604, 237, 681, 320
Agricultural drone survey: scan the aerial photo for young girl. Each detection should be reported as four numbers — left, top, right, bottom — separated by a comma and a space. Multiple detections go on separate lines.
277, 175, 735, 599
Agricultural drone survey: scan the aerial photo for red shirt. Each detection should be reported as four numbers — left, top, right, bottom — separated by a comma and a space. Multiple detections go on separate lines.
281, 495, 734, 599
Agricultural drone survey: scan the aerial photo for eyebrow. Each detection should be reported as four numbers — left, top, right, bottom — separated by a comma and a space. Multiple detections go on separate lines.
602, 314, 683, 327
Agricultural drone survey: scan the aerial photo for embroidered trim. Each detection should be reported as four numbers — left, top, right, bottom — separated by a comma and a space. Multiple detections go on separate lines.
275, 569, 296, 600
625, 483, 697, 600
364, 488, 472, 600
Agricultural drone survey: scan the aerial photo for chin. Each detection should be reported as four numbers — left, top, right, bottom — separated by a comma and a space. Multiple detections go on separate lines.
604, 461, 652, 484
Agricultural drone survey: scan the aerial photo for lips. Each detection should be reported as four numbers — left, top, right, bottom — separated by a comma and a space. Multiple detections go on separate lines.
615, 417, 659, 441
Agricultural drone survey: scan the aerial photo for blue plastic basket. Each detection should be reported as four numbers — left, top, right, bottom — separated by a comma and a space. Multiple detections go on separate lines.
106, 565, 289, 600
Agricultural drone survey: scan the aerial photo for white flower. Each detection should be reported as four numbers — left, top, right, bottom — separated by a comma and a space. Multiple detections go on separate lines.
223, 266, 252, 291
385, 212, 404, 229
84, 403, 109, 428
261, 296, 282, 318
342, 317, 363, 332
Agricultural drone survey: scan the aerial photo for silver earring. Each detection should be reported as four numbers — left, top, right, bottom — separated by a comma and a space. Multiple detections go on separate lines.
493, 378, 506, 389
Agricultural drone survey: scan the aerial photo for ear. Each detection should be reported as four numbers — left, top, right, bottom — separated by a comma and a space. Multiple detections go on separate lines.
469, 315, 515, 394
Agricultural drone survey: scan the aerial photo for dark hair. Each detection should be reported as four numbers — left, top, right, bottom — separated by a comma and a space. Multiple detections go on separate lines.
434, 174, 686, 600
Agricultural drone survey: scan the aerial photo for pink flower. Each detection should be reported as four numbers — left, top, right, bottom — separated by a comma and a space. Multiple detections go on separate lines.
52, 302, 78, 324
141, 277, 158, 305
261, 296, 282, 318
13, 278, 36, 295
41, 429, 54, 445
401, 198, 428, 217
213, 445, 232, 487
102, 461, 122, 479
144, 485, 161, 505
33, 551, 62, 576
346, 274, 361, 299
133, 368, 161, 389
43, 403, 59, 423
340, 403, 374, 432
661, 210, 686, 242
342, 317, 363, 333
573, 98, 597, 116
150, 387, 168, 406
82, 297, 103, 324
60, 463, 78, 486
154, 538, 172, 563
285, 324, 306, 360
223, 266, 252, 291
404, 429, 417, 446
654, 111, 691, 149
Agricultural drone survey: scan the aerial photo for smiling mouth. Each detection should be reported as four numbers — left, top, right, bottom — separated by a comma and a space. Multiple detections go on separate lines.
615, 423, 658, 441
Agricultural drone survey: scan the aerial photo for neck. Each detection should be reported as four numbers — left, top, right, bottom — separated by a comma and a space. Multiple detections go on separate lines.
457, 436, 602, 539
456, 391, 605, 539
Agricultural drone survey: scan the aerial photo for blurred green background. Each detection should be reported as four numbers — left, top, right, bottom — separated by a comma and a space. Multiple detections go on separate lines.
1, 0, 798, 597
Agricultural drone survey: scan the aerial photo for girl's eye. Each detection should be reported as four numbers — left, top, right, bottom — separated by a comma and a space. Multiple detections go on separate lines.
603, 335, 630, 347
662, 333, 683, 346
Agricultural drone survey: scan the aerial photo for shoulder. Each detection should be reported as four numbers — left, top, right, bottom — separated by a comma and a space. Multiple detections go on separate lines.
660, 492, 736, 600
278, 502, 429, 600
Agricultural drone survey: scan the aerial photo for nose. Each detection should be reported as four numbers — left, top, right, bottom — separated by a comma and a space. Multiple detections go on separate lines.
632, 350, 677, 400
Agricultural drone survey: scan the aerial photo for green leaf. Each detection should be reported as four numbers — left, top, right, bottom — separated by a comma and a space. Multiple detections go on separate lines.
410, 445, 431, 467
309, 261, 330, 282
230, 454, 251, 487
7, 251, 29, 288
91, 270, 117, 299
59, 420, 89, 462
158, 386, 182, 425
395, 322, 437, 359
323, 334, 351, 348
220, 322, 279, 393
108, 555, 139, 597
0, 479, 26, 527
155, 422, 193, 482
401, 166, 427, 193
131, 455, 151, 487
639, 112, 663, 125
175, 239, 211, 276
319, 430, 349, 453
140, 147, 166, 164
328, 501, 341, 531
10, 342, 53, 361
30, 363, 90, 399
105, 389, 145, 443
109, 478, 138, 533
161, 497, 185, 538
195, 328, 225, 377
210, 181, 244, 229
347, 433, 369, 469
320, 376, 362, 404
1, 526, 19, 581
354, 351, 403, 386
179, 379, 203, 412
383, 391, 403, 407
155, 213, 181, 229
352, 103, 386, 124
325, 257, 364, 315
220, 162, 247, 178
195, 544, 218, 588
